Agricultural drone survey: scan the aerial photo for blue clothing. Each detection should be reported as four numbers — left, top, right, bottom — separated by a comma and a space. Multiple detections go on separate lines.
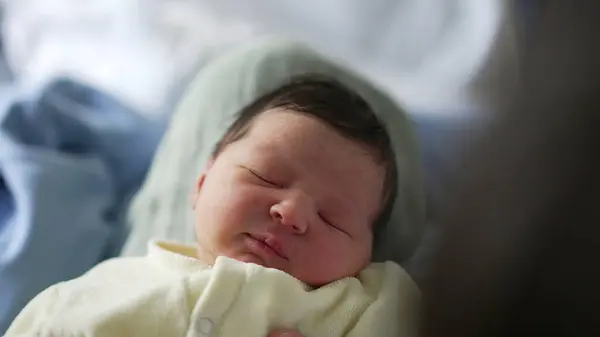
0, 79, 165, 333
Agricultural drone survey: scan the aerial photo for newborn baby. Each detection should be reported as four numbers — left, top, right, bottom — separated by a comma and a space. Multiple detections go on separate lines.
6, 75, 420, 337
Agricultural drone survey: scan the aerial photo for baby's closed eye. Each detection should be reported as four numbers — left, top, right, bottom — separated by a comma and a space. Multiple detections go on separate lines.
239, 165, 282, 188
320, 213, 353, 238
319, 212, 346, 233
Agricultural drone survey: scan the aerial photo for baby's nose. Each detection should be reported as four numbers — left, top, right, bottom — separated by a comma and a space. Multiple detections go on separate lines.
269, 194, 312, 234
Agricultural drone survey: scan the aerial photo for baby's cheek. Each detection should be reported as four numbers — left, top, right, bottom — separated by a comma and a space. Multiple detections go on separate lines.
236, 186, 275, 212
322, 239, 370, 274
218, 187, 270, 227
303, 240, 347, 271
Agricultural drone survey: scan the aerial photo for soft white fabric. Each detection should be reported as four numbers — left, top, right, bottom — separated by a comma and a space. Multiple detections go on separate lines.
6, 241, 420, 337
121, 38, 426, 264
1, 0, 517, 118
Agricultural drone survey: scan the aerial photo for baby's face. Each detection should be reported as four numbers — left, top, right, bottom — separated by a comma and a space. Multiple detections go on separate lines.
193, 109, 385, 286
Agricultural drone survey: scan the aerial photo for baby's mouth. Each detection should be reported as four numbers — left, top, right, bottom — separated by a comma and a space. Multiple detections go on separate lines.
246, 233, 289, 260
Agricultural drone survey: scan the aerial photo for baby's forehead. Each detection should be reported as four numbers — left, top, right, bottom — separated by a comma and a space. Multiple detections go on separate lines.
245, 110, 381, 172
249, 109, 373, 152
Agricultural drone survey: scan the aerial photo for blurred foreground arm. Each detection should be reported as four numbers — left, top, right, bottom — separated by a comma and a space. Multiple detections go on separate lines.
421, 1, 600, 337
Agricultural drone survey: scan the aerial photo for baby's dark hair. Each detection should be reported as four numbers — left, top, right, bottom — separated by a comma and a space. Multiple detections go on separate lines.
212, 74, 397, 230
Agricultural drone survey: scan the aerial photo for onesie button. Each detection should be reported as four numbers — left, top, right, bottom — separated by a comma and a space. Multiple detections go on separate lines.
195, 317, 214, 336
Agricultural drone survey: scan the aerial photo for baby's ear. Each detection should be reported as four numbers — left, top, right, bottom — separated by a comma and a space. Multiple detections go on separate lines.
191, 159, 215, 209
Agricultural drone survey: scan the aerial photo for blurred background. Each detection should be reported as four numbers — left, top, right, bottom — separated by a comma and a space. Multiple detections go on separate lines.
0, 0, 524, 117
0, 0, 537, 333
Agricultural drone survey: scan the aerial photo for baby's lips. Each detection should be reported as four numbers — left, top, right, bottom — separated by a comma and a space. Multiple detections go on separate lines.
264, 235, 289, 260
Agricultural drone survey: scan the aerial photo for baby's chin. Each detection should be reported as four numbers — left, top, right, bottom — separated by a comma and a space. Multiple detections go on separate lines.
199, 249, 349, 287
224, 253, 307, 281
233, 253, 269, 267
226, 253, 328, 287
196, 245, 276, 270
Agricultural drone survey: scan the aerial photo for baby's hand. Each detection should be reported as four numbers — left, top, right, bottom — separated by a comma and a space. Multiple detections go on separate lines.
269, 328, 305, 337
